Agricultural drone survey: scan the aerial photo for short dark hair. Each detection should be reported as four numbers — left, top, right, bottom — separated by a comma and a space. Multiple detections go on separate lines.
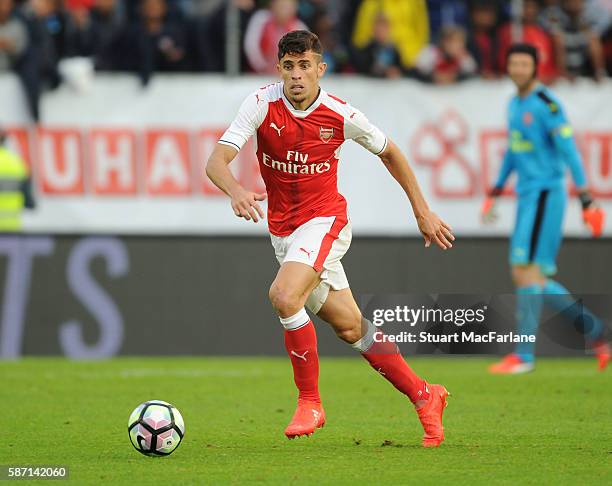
506, 43, 539, 67
277, 30, 322, 60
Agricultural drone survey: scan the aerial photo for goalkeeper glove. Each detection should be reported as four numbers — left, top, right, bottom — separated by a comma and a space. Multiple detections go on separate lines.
481, 187, 502, 225
579, 191, 605, 238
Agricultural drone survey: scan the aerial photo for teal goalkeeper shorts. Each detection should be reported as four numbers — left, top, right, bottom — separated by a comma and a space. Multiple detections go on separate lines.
509, 186, 567, 276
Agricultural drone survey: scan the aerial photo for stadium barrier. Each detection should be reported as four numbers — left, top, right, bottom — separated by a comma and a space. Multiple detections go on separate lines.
0, 74, 611, 236
0, 235, 609, 358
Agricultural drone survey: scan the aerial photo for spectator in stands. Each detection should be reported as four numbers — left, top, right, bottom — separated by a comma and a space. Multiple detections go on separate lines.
498, 0, 557, 83
602, 0, 612, 74
243, 0, 307, 74
125, 0, 186, 22
354, 12, 402, 78
64, 0, 93, 14
581, 0, 612, 36
309, 5, 350, 73
413, 25, 477, 84
181, 0, 224, 17
198, 0, 255, 72
0, 0, 28, 72
540, 0, 607, 80
297, 0, 326, 30
426, 0, 468, 41
39, 0, 68, 59
16, 0, 62, 120
539, 0, 612, 35
64, 0, 125, 70
122, 0, 188, 84
467, 0, 502, 78
351, 0, 428, 70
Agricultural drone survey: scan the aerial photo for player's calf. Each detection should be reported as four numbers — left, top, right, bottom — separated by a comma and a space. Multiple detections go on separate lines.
351, 318, 449, 447
350, 318, 430, 403
316, 289, 449, 446
353, 319, 448, 447
279, 308, 325, 438
280, 308, 321, 403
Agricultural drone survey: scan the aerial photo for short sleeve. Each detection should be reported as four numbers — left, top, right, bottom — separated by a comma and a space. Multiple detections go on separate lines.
344, 108, 388, 155
219, 91, 268, 151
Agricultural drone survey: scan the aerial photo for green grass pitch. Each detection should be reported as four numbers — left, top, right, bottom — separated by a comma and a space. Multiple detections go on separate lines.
3, 357, 610, 485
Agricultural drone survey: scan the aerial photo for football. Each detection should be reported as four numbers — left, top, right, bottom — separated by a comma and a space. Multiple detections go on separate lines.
128, 400, 185, 456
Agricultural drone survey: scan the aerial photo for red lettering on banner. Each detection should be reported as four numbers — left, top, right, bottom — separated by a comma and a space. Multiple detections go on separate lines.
37, 128, 84, 194
90, 129, 137, 194
145, 130, 191, 195
8, 124, 608, 201
196, 130, 265, 195
197, 129, 229, 195
4, 127, 32, 169
410, 109, 477, 198
240, 139, 266, 194
581, 132, 612, 197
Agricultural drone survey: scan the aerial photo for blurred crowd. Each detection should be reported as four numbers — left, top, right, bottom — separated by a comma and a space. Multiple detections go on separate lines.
1, 0, 612, 119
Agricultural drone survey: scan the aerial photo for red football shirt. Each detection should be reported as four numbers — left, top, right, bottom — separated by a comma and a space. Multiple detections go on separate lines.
219, 82, 388, 236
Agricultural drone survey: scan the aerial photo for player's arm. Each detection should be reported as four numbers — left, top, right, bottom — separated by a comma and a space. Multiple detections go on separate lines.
345, 107, 454, 249
205, 91, 267, 223
540, 93, 604, 236
378, 139, 455, 250
551, 126, 586, 190
551, 125, 604, 237
481, 150, 514, 224
206, 144, 266, 223
492, 150, 515, 193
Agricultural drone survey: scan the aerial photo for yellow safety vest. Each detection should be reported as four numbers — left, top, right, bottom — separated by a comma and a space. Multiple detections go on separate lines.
352, 0, 430, 68
0, 147, 28, 232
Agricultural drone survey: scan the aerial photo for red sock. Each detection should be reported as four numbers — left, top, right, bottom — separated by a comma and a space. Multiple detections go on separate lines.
284, 320, 320, 403
362, 340, 429, 404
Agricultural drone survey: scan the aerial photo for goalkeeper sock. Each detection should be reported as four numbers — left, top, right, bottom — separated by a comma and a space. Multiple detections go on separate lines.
281, 309, 320, 403
515, 284, 543, 362
543, 279, 604, 341
352, 318, 430, 404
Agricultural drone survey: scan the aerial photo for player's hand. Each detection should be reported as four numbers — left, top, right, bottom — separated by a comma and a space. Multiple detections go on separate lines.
579, 190, 605, 237
230, 188, 267, 223
481, 197, 498, 225
416, 210, 455, 250
583, 206, 605, 238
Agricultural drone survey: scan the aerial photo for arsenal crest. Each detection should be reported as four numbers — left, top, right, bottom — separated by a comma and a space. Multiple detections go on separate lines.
523, 112, 533, 126
319, 127, 334, 143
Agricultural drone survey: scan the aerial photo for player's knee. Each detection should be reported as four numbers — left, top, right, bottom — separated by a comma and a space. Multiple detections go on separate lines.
335, 321, 363, 344
268, 284, 301, 316
333, 314, 363, 344
335, 325, 362, 344
511, 264, 545, 287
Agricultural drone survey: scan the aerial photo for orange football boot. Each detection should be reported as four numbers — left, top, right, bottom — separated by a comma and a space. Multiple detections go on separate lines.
415, 383, 449, 448
488, 354, 534, 374
284, 399, 325, 439
593, 340, 610, 371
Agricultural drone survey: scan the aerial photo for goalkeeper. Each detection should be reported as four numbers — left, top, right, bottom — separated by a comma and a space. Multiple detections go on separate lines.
482, 43, 609, 374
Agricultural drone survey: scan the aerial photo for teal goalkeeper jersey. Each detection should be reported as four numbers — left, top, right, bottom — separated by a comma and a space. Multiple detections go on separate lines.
494, 84, 587, 195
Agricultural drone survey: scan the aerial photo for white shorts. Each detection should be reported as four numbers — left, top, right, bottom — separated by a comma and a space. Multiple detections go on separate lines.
270, 216, 352, 311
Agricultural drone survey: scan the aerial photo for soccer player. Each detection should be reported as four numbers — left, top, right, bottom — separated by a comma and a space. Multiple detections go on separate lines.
482, 43, 610, 374
206, 30, 454, 447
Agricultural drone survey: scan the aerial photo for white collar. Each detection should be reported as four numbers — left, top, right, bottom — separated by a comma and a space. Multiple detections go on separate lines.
281, 83, 325, 118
